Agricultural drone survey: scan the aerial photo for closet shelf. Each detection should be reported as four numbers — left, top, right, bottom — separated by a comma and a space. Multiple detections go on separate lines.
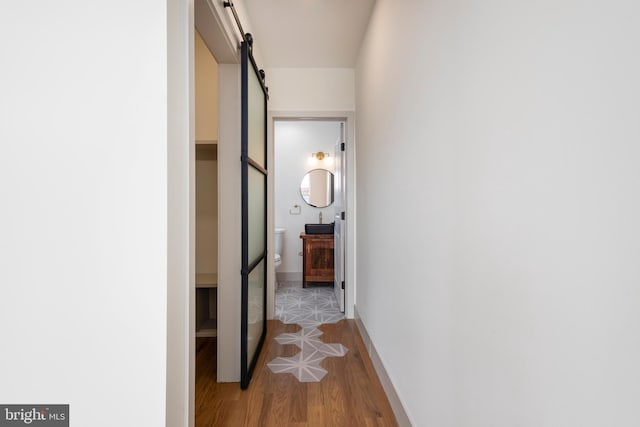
196, 318, 217, 338
196, 273, 218, 288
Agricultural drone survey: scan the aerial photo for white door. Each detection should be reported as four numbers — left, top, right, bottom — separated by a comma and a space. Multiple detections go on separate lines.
334, 123, 346, 312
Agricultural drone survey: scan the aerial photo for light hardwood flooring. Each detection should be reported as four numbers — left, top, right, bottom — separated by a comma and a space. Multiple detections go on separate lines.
195, 319, 398, 427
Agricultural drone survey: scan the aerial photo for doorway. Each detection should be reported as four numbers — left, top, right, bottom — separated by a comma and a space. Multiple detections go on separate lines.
272, 119, 349, 320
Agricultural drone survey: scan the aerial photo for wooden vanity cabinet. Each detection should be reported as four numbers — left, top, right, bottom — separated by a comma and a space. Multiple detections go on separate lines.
300, 233, 334, 287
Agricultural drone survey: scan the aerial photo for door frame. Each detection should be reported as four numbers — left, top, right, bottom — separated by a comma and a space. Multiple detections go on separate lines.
268, 112, 356, 320
170, 0, 249, 425
334, 122, 346, 313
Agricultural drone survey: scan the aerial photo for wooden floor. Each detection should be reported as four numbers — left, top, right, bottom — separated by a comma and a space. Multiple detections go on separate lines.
195, 319, 398, 427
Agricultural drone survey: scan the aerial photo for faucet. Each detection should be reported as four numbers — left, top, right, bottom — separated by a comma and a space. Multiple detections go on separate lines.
319, 212, 323, 224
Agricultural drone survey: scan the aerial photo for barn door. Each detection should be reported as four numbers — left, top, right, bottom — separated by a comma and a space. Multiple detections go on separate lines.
240, 41, 268, 389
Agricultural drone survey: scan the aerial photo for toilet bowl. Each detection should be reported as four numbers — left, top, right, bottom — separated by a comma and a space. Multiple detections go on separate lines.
274, 228, 285, 269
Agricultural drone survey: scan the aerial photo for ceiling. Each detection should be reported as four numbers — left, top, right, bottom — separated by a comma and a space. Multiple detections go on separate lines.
243, 0, 376, 68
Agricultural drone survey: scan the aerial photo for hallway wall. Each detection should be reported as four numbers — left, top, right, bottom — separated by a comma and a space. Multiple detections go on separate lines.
0, 1, 170, 426
266, 68, 354, 112
355, 0, 640, 425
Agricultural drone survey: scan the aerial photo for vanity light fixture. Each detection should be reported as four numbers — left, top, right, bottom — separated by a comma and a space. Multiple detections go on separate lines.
308, 152, 333, 167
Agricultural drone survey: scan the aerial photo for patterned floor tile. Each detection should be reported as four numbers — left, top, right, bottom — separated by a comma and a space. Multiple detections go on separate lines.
274, 327, 325, 351
267, 348, 328, 382
267, 280, 349, 383
275, 282, 344, 328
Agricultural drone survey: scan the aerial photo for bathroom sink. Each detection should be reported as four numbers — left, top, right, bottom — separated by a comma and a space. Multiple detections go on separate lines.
305, 223, 334, 235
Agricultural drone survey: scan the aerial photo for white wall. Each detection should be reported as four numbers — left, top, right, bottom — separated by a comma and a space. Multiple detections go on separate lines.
195, 30, 218, 143
274, 121, 340, 275
0, 2, 170, 426
266, 68, 355, 111
356, 0, 640, 426
195, 147, 218, 275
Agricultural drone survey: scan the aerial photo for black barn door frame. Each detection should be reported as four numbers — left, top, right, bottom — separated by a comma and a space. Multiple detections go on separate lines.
240, 40, 268, 389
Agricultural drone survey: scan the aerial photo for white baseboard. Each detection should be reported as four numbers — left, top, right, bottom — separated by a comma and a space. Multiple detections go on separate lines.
354, 306, 413, 427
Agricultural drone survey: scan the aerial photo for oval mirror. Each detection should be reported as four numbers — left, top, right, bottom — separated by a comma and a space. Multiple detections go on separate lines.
300, 169, 334, 208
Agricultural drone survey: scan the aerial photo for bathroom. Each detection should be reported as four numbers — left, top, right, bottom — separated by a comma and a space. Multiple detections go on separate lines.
273, 120, 343, 291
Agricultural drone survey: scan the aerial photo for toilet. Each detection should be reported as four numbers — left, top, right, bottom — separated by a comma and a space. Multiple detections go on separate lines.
274, 228, 285, 269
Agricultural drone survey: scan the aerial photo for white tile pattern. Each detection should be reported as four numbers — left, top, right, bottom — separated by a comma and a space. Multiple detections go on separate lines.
267, 348, 329, 382
267, 281, 348, 382
275, 281, 344, 328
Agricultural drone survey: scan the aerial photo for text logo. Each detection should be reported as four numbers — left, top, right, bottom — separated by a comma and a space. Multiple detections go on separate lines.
0, 405, 68, 427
